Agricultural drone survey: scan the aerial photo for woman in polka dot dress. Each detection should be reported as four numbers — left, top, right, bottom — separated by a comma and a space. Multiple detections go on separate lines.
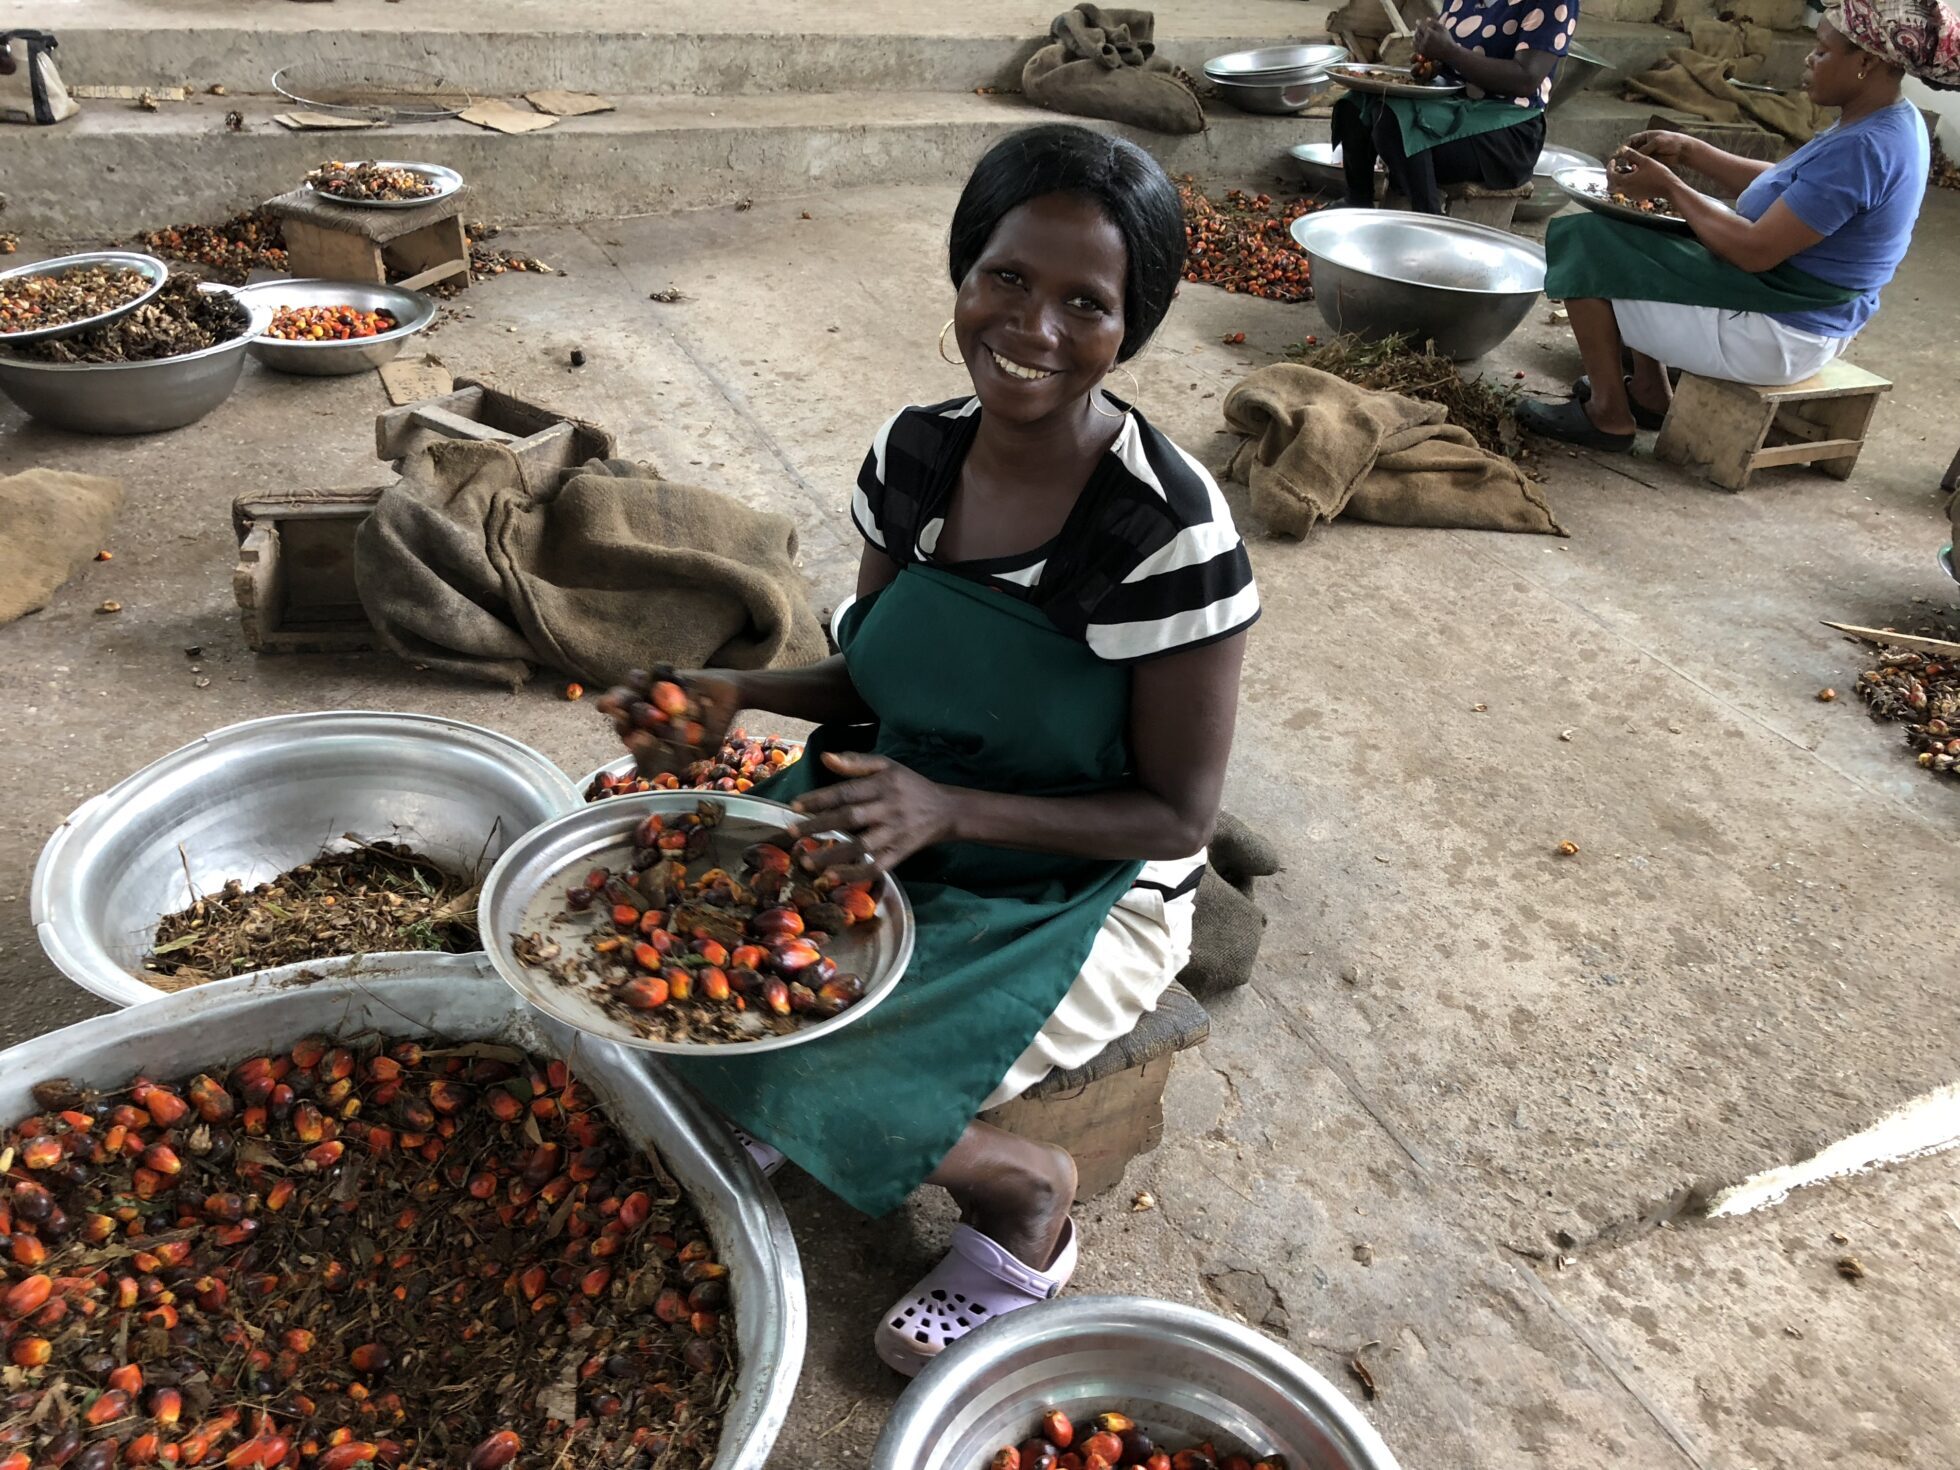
1332, 0, 1578, 215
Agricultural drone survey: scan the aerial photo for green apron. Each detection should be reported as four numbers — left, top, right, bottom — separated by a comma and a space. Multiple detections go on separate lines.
1544, 212, 1864, 314
664, 564, 1143, 1216
1361, 93, 1537, 159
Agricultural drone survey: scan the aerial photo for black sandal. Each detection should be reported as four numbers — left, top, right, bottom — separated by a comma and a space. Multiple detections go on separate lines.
1518, 397, 1636, 452
1570, 374, 1668, 431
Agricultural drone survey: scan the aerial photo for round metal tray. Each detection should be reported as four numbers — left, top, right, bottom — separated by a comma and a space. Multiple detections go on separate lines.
1204, 43, 1347, 80
0, 952, 805, 1470
273, 62, 472, 123
305, 161, 464, 211
1326, 62, 1464, 98
236, 278, 440, 375
1554, 165, 1693, 235
478, 791, 916, 1056
0, 251, 169, 346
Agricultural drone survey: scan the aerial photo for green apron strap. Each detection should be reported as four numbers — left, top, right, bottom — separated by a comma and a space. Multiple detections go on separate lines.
1544, 211, 1864, 313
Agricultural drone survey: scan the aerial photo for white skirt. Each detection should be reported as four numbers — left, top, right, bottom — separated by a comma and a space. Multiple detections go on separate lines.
1611, 298, 1849, 386
982, 885, 1196, 1111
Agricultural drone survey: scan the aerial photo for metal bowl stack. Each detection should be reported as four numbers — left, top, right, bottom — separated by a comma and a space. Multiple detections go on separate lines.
1517, 143, 1604, 222
1204, 44, 1347, 115
873, 1296, 1401, 1470
0, 271, 268, 435
1290, 209, 1546, 361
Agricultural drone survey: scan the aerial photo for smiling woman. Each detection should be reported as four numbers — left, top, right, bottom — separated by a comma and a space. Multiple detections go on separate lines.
606, 124, 1259, 1379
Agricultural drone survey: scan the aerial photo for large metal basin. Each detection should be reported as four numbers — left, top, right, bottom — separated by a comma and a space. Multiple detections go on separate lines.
0, 284, 270, 434
32, 710, 581, 1007
1518, 143, 1604, 222
0, 953, 805, 1470
1291, 210, 1545, 361
872, 1296, 1401, 1470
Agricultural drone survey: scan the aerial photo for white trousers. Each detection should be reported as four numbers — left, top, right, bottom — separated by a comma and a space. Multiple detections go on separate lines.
1612, 299, 1849, 387
982, 886, 1195, 1111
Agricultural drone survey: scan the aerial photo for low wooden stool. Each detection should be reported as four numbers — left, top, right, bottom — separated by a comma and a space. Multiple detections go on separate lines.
1655, 360, 1892, 491
262, 186, 470, 293
981, 983, 1210, 1197
1441, 180, 1533, 230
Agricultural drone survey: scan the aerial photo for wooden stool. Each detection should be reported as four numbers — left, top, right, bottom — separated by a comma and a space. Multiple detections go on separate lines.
263, 186, 470, 293
981, 983, 1210, 1197
1655, 360, 1893, 491
1441, 180, 1533, 230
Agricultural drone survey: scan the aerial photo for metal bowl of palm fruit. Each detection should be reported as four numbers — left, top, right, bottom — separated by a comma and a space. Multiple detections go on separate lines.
236, 278, 439, 375
0, 951, 806, 1470
0, 250, 168, 345
31, 710, 582, 1008
873, 1297, 1402, 1470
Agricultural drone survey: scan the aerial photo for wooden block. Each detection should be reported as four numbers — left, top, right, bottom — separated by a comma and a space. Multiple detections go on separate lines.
982, 1056, 1175, 1198
233, 487, 387, 653
383, 215, 470, 293
280, 217, 385, 285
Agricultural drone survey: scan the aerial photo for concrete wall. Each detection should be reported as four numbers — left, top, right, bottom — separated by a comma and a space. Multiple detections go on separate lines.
1907, 78, 1959, 155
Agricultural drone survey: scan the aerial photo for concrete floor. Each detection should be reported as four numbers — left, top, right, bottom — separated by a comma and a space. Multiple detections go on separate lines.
3, 179, 1958, 1468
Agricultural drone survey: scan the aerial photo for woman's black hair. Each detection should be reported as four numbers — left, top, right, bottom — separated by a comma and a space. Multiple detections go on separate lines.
948, 124, 1187, 362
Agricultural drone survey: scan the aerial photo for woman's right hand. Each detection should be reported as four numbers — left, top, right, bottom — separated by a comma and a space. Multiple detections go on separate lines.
598, 670, 747, 773
1627, 130, 1694, 165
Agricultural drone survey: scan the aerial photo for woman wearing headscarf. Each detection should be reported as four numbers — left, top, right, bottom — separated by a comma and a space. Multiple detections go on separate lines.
1519, 0, 1956, 450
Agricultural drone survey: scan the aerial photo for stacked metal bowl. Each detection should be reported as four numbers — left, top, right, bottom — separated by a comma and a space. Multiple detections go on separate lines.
1205, 43, 1347, 115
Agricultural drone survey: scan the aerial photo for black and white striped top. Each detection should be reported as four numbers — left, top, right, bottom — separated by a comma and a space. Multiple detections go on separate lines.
850, 396, 1260, 903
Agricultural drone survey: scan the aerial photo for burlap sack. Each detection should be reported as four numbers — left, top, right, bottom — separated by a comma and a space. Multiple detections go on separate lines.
355, 443, 827, 688
1223, 364, 1563, 540
1022, 6, 1204, 133
1175, 812, 1282, 999
0, 469, 122, 625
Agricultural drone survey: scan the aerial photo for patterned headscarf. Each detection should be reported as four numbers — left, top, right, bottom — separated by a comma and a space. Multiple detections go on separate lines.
1825, 0, 1960, 88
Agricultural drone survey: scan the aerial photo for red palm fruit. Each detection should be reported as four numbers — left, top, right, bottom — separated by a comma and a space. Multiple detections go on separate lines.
1170, 1454, 1215, 1470
632, 815, 665, 850
315, 1446, 378, 1470
580, 1268, 611, 1298
750, 907, 803, 940
654, 1287, 689, 1324
611, 904, 640, 931
649, 681, 689, 716
697, 967, 732, 1003
469, 1432, 522, 1470
770, 939, 821, 973
365, 1125, 395, 1156
9, 1235, 46, 1268
787, 982, 818, 1014
8, 1337, 50, 1368
1083, 1434, 1124, 1465
689, 1309, 719, 1337
486, 1091, 525, 1124
264, 1178, 296, 1212
632, 941, 662, 972
349, 1343, 390, 1374
289, 1038, 327, 1070
267, 1083, 296, 1118
618, 1191, 652, 1228
2, 1276, 51, 1318
468, 1172, 497, 1199
762, 978, 792, 1016
621, 979, 670, 1016
148, 1387, 183, 1425
427, 1081, 467, 1114
301, 1141, 345, 1172
1042, 1411, 1075, 1450
186, 1074, 233, 1122
836, 887, 879, 923
109, 1363, 144, 1395
139, 1144, 182, 1176
86, 1389, 132, 1425
203, 1192, 247, 1223
1020, 1442, 1059, 1470
321, 1047, 355, 1081
124, 1435, 161, 1466
663, 966, 694, 1003
692, 939, 729, 967
637, 909, 666, 937
143, 1088, 190, 1126
730, 944, 768, 970
19, 1136, 63, 1171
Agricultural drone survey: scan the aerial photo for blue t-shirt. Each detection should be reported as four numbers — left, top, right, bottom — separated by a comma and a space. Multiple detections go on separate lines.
1439, 0, 1578, 108
1735, 99, 1929, 337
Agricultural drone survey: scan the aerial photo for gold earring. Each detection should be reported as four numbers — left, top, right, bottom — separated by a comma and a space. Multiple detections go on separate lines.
937, 320, 962, 365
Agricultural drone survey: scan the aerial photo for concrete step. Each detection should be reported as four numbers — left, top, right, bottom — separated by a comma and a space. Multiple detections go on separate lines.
28, 0, 1335, 96
12, 91, 1324, 238
1571, 17, 1814, 91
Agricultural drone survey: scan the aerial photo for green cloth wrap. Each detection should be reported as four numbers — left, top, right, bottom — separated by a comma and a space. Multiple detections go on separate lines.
1360, 93, 1538, 159
663, 564, 1144, 1217
1544, 211, 1864, 313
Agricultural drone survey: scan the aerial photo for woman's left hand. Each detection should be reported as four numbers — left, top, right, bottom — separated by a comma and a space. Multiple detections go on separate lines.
1610, 146, 1681, 204
790, 752, 960, 880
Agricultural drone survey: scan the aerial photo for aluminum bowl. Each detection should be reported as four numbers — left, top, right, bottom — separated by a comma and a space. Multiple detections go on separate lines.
1286, 142, 1384, 196
0, 952, 805, 1470
1290, 210, 1545, 361
1517, 143, 1604, 222
236, 278, 440, 375
872, 1296, 1402, 1470
1209, 72, 1335, 115
32, 710, 582, 1007
0, 284, 270, 434
0, 250, 168, 346
478, 790, 915, 1056
1205, 44, 1347, 81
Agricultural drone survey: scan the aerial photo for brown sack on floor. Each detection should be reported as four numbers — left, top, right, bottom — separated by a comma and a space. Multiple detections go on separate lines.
1023, 5, 1205, 134
1625, 46, 1834, 143
1223, 363, 1563, 539
355, 442, 827, 689
0, 469, 123, 626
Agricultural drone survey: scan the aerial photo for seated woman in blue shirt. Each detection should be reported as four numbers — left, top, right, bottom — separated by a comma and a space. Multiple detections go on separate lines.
1520, 0, 1955, 450
1331, 0, 1577, 215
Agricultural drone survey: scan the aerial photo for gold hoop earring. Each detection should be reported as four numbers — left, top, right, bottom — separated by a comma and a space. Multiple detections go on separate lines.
937, 319, 962, 366
1090, 364, 1141, 417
